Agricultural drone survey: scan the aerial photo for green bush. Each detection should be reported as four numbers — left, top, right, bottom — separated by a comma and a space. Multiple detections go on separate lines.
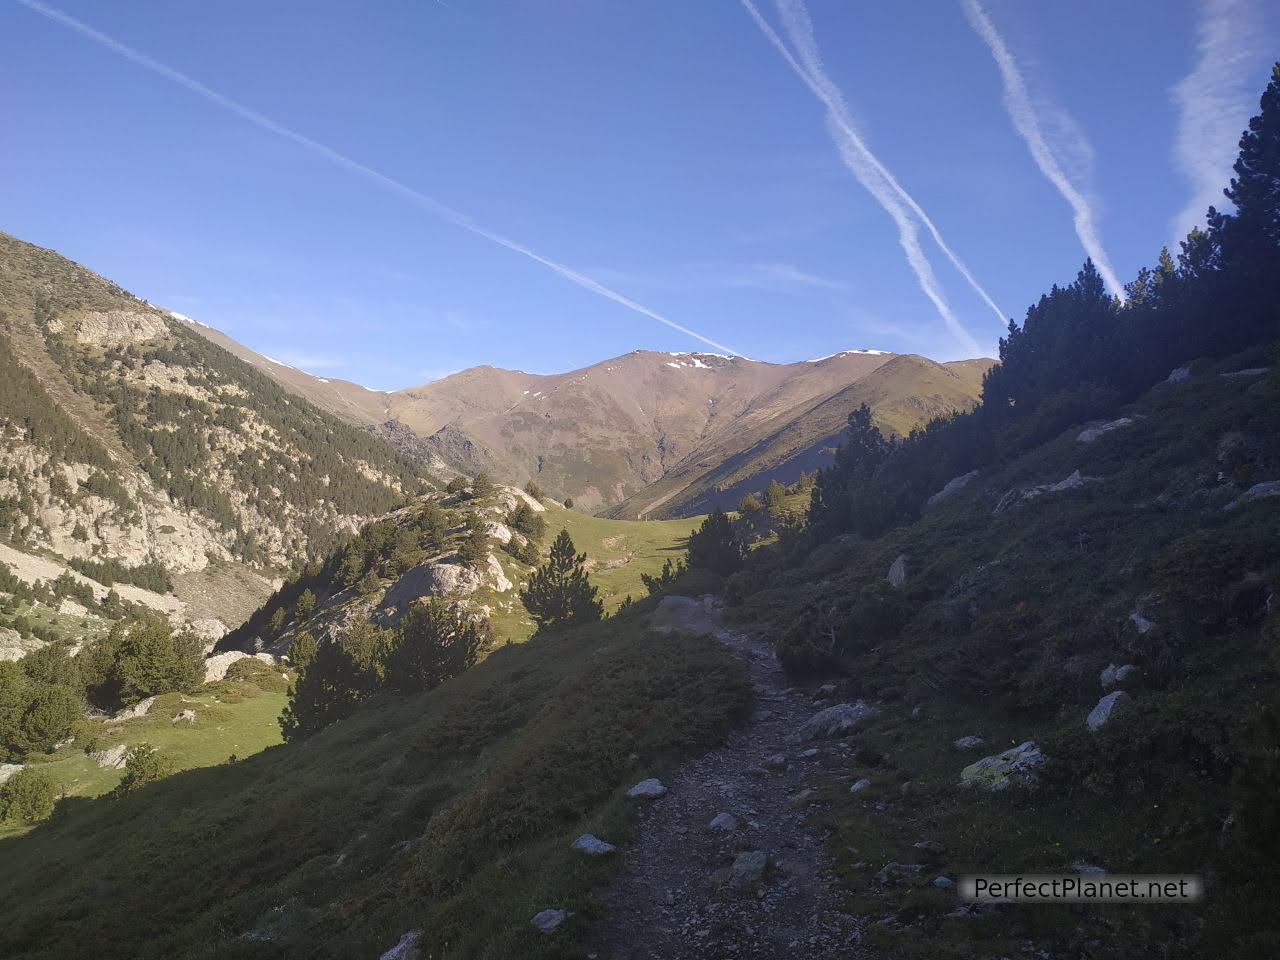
112, 745, 176, 797
0, 767, 57, 824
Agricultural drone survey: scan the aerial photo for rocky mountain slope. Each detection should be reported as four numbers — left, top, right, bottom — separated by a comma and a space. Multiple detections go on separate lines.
0, 231, 433, 588
181, 314, 993, 516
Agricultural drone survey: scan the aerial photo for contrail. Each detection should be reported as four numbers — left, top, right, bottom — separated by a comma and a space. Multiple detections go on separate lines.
961, 0, 1124, 300
14, 0, 744, 358
740, 0, 995, 354
1170, 0, 1267, 243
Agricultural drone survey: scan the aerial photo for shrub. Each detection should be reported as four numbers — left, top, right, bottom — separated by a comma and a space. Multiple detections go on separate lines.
279, 641, 374, 742
687, 510, 745, 575
113, 622, 203, 702
112, 744, 176, 796
0, 767, 56, 824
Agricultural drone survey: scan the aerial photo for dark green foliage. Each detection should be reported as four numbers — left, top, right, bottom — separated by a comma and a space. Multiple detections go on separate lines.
268, 607, 287, 638
506, 501, 547, 543
469, 472, 495, 499
519, 529, 603, 631
455, 512, 489, 568
0, 766, 56, 824
640, 557, 686, 597
67, 557, 172, 593
111, 744, 176, 797
0, 647, 84, 760
737, 493, 762, 515
383, 599, 489, 694
288, 630, 317, 669
523, 479, 544, 501
111, 621, 204, 704
687, 509, 745, 575
445, 476, 469, 495
563, 496, 575, 509
762, 479, 787, 514
295, 588, 317, 621
279, 640, 372, 742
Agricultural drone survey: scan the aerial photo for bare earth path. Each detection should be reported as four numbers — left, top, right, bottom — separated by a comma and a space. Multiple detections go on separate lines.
588, 595, 867, 960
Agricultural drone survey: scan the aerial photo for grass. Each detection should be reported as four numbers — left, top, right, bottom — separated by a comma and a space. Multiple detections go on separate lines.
0, 597, 114, 646
726, 354, 1280, 957
0, 609, 749, 959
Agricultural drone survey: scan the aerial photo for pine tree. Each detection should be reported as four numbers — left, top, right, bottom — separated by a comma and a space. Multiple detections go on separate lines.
519, 530, 603, 631
686, 510, 745, 575
762, 479, 787, 515
1214, 62, 1280, 256
288, 630, 317, 669
456, 512, 490, 568
279, 640, 371, 741
383, 599, 488, 693
737, 493, 762, 515
470, 472, 495, 499
295, 588, 317, 621
268, 607, 287, 638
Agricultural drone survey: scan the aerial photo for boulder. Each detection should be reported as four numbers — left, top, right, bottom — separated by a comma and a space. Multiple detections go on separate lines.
994, 470, 1100, 515
1073, 862, 1106, 876
953, 735, 985, 750
93, 744, 129, 769
172, 709, 197, 723
887, 555, 908, 589
1100, 664, 1139, 689
1077, 417, 1136, 443
189, 618, 228, 649
709, 812, 738, 831
0, 626, 46, 663
0, 763, 23, 785
788, 788, 814, 808
1220, 367, 1268, 378
1129, 611, 1155, 634
570, 834, 616, 856
849, 778, 872, 794
874, 862, 926, 886
927, 470, 978, 507
531, 909, 569, 935
794, 701, 879, 741
914, 840, 946, 856
112, 696, 156, 721
484, 553, 513, 592
383, 562, 482, 609
934, 876, 956, 889
57, 598, 89, 617
379, 930, 422, 960
728, 851, 769, 889
960, 741, 1046, 791
763, 753, 788, 771
483, 521, 513, 545
1087, 691, 1131, 731
204, 650, 254, 683
626, 778, 667, 799
1167, 365, 1192, 383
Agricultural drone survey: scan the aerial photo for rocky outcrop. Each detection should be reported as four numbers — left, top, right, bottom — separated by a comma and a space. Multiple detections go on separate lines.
727, 851, 768, 889
1226, 479, 1280, 509
570, 834, 616, 856
1220, 367, 1268, 379
960, 741, 1046, 791
953, 734, 985, 750
483, 521, 513, 545
994, 470, 1100, 515
1087, 691, 1130, 731
0, 625, 45, 662
172, 709, 197, 723
0, 763, 23, 785
886, 555, 907, 589
484, 553, 512, 592
189, 618, 228, 649
93, 744, 129, 769
1100, 664, 1138, 689
1167, 365, 1192, 383
1077, 417, 1136, 443
793, 701, 879, 741
111, 696, 155, 721
379, 931, 422, 960
73, 309, 168, 346
627, 778, 668, 799
927, 470, 978, 506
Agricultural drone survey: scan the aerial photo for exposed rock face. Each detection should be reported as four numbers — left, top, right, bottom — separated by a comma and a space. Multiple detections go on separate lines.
953, 735, 985, 750
1226, 479, 1280, 509
111, 697, 155, 721
93, 744, 129, 769
570, 834, 617, 856
531, 909, 569, 934
709, 812, 738, 831
793, 701, 879, 741
1087, 691, 1131, 731
379, 930, 422, 960
1220, 367, 1269, 378
627, 778, 668, 799
1100, 664, 1139, 689
887, 555, 907, 589
994, 470, 1100, 514
849, 778, 872, 793
57, 598, 89, 617
1077, 417, 1136, 443
0, 763, 23, 785
1167, 365, 1192, 383
74, 310, 168, 346
172, 709, 197, 723
483, 521, 513, 545
960, 741, 1046, 791
927, 470, 978, 506
0, 625, 45, 662
484, 553, 512, 592
189, 618, 228, 647
1129, 611, 1155, 634
202, 650, 271, 683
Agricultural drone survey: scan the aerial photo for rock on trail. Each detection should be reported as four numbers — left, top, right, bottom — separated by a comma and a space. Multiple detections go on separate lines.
588, 596, 864, 959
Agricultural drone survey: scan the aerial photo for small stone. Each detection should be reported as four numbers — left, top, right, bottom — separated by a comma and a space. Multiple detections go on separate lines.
626, 778, 667, 799
763, 753, 788, 770
849, 778, 872, 794
1129, 611, 1155, 634
171, 709, 196, 723
379, 930, 422, 960
914, 840, 946, 856
531, 909, 570, 934
800, 748, 819, 759
874, 862, 926, 886
570, 834, 616, 856
818, 683, 837, 695
728, 850, 769, 889
953, 735, 985, 750
788, 788, 814, 808
1072, 862, 1106, 876
709, 812, 738, 831
794, 701, 879, 741
933, 876, 955, 889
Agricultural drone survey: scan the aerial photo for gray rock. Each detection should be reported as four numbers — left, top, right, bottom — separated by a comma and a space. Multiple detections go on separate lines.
709, 812, 738, 831
994, 470, 1100, 514
953, 735, 985, 750
189, 618, 228, 647
112, 696, 156, 721
0, 763, 23, 785
799, 748, 819, 759
818, 683, 837, 695
531, 908, 569, 934
626, 778, 667, 799
570, 834, 616, 856
1167, 365, 1192, 383
934, 876, 956, 889
887, 555, 908, 589
204, 650, 255, 683
379, 930, 422, 960
927, 470, 979, 507
171, 709, 196, 723
1100, 664, 1139, 689
728, 850, 769, 889
794, 701, 879, 741
1129, 611, 1155, 634
874, 862, 926, 886
1073, 861, 1106, 876
482, 521, 513, 545
960, 741, 1046, 791
1226, 479, 1280, 509
914, 840, 946, 856
1087, 691, 1131, 731
763, 753, 788, 770
849, 778, 872, 794
93, 744, 129, 769
1077, 417, 1136, 443
788, 788, 814, 808
1220, 367, 1269, 378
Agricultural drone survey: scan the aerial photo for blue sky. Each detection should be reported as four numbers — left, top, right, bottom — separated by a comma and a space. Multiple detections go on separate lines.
2, 0, 1276, 389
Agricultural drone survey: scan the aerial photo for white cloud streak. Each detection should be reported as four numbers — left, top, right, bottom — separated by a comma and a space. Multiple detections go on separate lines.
1170, 0, 1267, 243
961, 0, 1125, 300
15, 0, 746, 358
740, 0, 996, 355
